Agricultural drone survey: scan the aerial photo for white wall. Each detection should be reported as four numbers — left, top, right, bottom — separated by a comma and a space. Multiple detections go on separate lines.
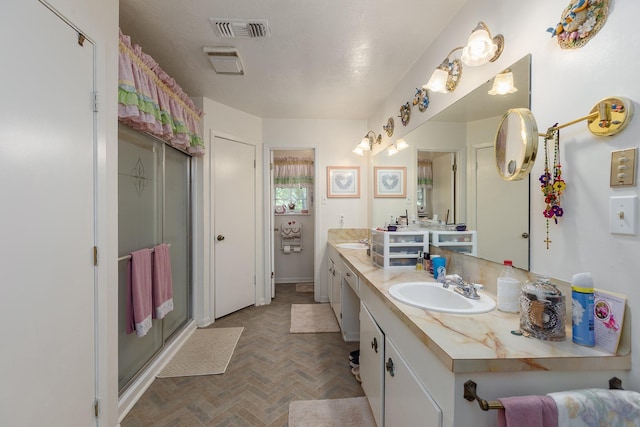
263, 119, 368, 301
369, 0, 640, 389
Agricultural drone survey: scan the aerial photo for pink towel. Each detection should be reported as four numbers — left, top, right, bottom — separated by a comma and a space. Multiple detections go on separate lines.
152, 243, 173, 319
497, 395, 558, 427
126, 248, 153, 337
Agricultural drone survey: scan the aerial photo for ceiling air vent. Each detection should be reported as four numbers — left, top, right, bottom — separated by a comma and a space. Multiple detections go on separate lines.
203, 47, 245, 75
209, 19, 271, 38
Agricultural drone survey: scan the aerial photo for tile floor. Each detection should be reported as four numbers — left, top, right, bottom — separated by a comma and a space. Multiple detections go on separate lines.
121, 283, 363, 426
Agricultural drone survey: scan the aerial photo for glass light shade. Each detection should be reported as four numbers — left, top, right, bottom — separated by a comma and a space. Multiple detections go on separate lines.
358, 137, 371, 150
488, 71, 518, 95
424, 67, 450, 94
352, 146, 365, 156
396, 139, 409, 151
387, 145, 399, 156
461, 28, 497, 66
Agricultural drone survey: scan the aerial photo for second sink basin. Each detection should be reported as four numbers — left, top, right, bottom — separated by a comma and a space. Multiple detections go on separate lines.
388, 281, 496, 314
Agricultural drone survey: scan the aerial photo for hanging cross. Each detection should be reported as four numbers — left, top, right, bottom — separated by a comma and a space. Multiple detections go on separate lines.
544, 235, 552, 249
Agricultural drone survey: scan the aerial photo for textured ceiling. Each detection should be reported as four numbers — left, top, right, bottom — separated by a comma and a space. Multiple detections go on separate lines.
119, 0, 467, 120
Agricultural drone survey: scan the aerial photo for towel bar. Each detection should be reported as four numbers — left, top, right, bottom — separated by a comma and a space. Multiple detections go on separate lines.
118, 243, 171, 262
463, 376, 624, 411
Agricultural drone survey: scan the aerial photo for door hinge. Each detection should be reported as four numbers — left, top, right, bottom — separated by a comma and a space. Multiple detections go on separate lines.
271, 271, 274, 279
94, 399, 99, 417
270, 162, 273, 171
93, 91, 99, 112
452, 164, 457, 172
254, 159, 256, 169
93, 246, 98, 266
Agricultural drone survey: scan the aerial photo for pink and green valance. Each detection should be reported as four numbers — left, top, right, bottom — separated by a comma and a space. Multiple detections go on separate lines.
118, 30, 204, 156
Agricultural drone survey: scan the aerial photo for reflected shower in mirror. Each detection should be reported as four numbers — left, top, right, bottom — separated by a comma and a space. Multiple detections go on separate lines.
371, 55, 531, 270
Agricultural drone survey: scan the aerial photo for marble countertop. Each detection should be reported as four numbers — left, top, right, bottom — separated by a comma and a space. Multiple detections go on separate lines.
331, 241, 631, 374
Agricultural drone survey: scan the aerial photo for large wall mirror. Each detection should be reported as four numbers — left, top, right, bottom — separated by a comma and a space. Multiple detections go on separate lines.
371, 54, 531, 270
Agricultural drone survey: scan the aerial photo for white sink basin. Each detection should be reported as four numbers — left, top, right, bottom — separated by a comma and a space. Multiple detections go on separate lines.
388, 281, 496, 314
336, 242, 369, 249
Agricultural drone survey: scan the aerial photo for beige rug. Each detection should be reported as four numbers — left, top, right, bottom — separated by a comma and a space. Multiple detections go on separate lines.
157, 327, 243, 378
290, 304, 340, 333
295, 282, 314, 293
288, 397, 376, 427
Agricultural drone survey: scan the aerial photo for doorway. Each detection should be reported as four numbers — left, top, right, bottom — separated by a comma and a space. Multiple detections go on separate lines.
270, 149, 315, 298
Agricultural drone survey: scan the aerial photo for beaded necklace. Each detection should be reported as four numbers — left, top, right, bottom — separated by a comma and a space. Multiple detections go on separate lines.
539, 126, 565, 249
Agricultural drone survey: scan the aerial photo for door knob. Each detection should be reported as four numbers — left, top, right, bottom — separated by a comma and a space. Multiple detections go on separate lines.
217, 234, 225, 241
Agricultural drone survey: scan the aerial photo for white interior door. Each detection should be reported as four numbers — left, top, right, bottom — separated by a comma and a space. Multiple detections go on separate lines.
0, 2, 96, 425
213, 136, 256, 318
476, 146, 529, 268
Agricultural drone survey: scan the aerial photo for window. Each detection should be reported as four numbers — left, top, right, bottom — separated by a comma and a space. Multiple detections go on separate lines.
275, 187, 310, 212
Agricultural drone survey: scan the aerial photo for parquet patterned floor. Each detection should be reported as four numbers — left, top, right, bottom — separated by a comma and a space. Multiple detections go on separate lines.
121, 283, 363, 427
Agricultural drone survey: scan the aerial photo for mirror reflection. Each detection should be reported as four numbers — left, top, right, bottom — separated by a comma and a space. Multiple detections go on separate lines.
371, 55, 531, 270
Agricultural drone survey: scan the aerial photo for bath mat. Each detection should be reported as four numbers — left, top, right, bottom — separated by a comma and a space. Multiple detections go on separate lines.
288, 397, 375, 427
290, 304, 340, 333
295, 282, 314, 292
157, 327, 243, 378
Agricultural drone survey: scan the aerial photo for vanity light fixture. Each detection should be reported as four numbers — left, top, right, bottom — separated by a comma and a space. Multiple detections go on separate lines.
460, 22, 504, 67
353, 131, 382, 155
424, 22, 504, 94
488, 69, 517, 95
423, 47, 463, 94
387, 139, 409, 156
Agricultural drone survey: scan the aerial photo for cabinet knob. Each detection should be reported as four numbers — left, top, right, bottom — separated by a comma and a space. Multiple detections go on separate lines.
346, 272, 351, 277
385, 357, 395, 377
216, 234, 225, 241
521, 232, 529, 239
371, 337, 378, 353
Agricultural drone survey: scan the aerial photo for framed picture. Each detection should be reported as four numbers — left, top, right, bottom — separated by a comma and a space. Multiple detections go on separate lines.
374, 166, 406, 198
327, 166, 360, 198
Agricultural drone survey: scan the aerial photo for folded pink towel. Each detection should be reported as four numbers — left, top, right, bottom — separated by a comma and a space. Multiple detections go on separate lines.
126, 248, 153, 337
152, 243, 173, 319
497, 395, 558, 427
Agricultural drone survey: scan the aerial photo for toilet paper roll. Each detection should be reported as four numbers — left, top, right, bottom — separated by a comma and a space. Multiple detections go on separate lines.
283, 245, 291, 254
293, 246, 301, 253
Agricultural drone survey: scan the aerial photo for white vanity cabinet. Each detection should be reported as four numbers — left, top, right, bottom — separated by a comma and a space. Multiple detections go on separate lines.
371, 229, 429, 269
384, 337, 442, 427
429, 230, 477, 256
360, 301, 443, 427
328, 245, 360, 341
328, 254, 343, 328
360, 302, 385, 427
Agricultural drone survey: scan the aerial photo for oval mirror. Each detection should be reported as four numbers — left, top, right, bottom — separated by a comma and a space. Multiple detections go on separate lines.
495, 108, 538, 181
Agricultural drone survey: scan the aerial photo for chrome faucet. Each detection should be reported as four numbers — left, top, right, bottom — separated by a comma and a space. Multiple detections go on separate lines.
443, 274, 480, 300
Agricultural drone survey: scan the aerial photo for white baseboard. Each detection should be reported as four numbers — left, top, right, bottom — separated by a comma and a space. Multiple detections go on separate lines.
117, 320, 197, 423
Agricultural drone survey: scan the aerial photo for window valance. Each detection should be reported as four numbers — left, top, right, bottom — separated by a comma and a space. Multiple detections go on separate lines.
118, 30, 205, 156
273, 157, 314, 188
418, 159, 433, 188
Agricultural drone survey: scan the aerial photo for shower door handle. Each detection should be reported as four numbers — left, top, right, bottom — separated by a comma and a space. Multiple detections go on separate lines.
217, 234, 225, 241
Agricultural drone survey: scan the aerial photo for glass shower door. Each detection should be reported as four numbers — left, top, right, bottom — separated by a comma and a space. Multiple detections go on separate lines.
117, 125, 192, 392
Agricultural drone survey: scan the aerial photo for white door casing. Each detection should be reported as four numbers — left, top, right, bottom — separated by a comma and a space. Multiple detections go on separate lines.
213, 136, 256, 318
0, 2, 97, 425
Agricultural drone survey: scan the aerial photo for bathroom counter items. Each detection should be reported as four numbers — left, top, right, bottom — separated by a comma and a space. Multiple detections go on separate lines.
330, 241, 631, 374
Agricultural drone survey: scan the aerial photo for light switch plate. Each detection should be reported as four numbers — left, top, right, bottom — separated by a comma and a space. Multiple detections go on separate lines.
610, 195, 637, 235
610, 148, 637, 187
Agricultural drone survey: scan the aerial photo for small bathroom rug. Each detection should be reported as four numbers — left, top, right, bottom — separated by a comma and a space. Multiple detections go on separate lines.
157, 327, 243, 378
288, 397, 376, 427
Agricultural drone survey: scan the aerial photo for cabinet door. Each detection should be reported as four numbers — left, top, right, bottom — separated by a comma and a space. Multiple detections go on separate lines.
331, 260, 343, 326
360, 303, 384, 427
328, 259, 335, 305
384, 337, 442, 427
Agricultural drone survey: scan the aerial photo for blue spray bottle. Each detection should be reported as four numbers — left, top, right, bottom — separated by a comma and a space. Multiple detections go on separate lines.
571, 272, 595, 346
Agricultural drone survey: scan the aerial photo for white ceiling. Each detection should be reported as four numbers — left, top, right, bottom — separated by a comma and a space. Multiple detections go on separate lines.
119, 0, 468, 120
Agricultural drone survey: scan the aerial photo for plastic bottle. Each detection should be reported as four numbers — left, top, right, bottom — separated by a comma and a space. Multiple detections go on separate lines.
571, 272, 595, 347
416, 251, 423, 271
497, 260, 520, 313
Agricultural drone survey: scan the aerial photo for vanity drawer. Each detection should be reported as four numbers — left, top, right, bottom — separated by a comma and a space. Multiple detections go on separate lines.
343, 264, 359, 294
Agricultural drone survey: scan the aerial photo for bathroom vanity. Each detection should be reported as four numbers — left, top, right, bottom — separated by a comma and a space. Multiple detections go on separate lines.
329, 240, 631, 427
